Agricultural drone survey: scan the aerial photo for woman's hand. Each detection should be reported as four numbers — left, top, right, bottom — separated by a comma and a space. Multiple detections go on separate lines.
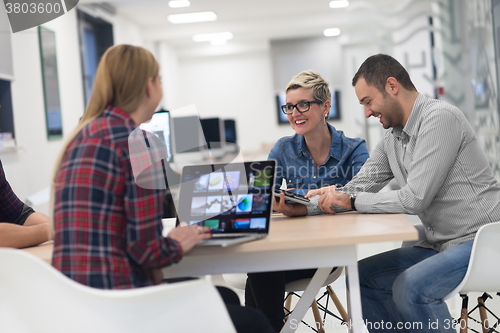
273, 192, 307, 217
150, 224, 210, 285
167, 224, 212, 254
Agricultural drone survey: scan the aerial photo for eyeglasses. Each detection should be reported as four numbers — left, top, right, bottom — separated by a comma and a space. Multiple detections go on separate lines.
281, 100, 322, 115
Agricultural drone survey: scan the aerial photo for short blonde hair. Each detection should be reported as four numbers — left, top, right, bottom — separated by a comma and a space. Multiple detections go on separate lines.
285, 70, 331, 103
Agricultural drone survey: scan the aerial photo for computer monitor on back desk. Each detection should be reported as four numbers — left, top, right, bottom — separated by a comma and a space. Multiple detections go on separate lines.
171, 115, 205, 168
200, 117, 226, 160
224, 119, 238, 154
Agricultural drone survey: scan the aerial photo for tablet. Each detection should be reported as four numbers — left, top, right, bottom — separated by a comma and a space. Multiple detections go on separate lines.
273, 189, 310, 205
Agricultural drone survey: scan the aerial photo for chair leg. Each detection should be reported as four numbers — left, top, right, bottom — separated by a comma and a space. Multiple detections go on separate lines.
326, 285, 349, 323
478, 293, 493, 333
460, 294, 469, 333
311, 299, 326, 333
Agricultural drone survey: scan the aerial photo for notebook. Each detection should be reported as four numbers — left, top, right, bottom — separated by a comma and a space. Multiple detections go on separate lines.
176, 160, 276, 247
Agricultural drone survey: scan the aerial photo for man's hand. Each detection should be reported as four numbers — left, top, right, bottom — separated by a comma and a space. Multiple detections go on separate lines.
167, 224, 211, 254
305, 185, 338, 198
318, 191, 351, 214
273, 192, 307, 217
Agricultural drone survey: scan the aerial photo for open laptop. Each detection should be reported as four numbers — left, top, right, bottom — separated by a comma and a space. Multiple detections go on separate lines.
176, 160, 276, 247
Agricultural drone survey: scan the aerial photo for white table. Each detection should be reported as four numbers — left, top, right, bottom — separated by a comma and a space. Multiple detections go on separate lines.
162, 213, 418, 333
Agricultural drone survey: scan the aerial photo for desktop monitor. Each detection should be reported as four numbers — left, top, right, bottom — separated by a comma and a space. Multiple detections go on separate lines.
224, 119, 237, 144
276, 90, 341, 124
224, 119, 238, 154
171, 115, 208, 168
139, 110, 173, 162
330, 90, 341, 120
172, 115, 205, 155
200, 117, 226, 159
276, 92, 288, 125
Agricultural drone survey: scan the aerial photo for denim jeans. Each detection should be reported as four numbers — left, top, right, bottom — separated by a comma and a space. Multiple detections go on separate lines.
358, 240, 473, 333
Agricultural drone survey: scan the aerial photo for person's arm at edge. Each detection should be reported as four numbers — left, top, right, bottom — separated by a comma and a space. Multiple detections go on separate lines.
0, 224, 49, 248
24, 211, 50, 226
0, 205, 49, 249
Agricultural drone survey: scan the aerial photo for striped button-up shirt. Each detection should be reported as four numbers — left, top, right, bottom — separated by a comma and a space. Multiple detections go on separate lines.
53, 107, 182, 289
309, 93, 500, 252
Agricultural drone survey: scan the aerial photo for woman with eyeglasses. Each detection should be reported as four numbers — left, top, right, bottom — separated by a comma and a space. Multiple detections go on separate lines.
245, 70, 369, 332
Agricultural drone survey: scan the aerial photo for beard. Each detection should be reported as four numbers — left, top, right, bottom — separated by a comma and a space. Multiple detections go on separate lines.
380, 94, 405, 129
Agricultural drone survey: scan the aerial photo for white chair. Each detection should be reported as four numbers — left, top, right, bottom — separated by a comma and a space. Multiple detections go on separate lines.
223, 269, 348, 333
0, 248, 236, 333
283, 267, 349, 333
443, 221, 500, 333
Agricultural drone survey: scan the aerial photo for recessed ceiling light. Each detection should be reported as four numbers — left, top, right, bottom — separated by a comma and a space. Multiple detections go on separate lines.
167, 11, 217, 24
329, 0, 349, 9
192, 32, 233, 42
324, 28, 341, 36
169, 0, 190, 8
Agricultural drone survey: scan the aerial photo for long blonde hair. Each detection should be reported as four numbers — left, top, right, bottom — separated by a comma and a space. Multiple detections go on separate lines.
49, 44, 159, 235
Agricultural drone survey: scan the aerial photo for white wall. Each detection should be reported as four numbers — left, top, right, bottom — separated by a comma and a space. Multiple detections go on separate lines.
271, 37, 344, 91
176, 50, 285, 154
341, 42, 383, 153
114, 15, 144, 46
155, 41, 181, 111
392, 15, 434, 98
2, 7, 145, 214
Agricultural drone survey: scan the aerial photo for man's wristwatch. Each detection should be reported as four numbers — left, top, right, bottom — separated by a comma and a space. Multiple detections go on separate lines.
350, 194, 357, 211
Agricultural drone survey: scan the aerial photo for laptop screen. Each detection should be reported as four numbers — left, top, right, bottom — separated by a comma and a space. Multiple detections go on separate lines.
177, 160, 276, 234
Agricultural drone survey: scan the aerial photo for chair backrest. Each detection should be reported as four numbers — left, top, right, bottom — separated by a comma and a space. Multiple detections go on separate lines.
0, 248, 236, 333
444, 221, 500, 300
285, 267, 344, 292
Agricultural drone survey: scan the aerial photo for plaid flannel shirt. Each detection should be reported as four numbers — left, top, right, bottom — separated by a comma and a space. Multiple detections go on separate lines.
52, 107, 182, 289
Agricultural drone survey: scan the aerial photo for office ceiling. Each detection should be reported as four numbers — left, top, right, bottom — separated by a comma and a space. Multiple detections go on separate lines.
78, 0, 428, 51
